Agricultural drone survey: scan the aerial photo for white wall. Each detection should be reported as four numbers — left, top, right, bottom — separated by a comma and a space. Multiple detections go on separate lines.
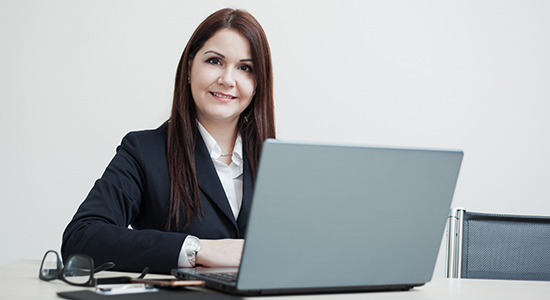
2, 0, 549, 278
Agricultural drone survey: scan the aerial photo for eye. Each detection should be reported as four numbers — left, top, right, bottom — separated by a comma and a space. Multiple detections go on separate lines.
239, 64, 253, 73
206, 57, 222, 65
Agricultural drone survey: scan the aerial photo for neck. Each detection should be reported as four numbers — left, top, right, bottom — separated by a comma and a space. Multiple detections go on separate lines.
198, 118, 239, 153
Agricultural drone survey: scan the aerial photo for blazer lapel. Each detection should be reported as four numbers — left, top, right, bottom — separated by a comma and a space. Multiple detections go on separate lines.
237, 154, 253, 235
194, 135, 237, 227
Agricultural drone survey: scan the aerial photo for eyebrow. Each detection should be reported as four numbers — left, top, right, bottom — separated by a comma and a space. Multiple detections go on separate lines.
204, 50, 253, 62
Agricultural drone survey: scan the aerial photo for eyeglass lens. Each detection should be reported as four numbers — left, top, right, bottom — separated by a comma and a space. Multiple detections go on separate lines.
63, 256, 93, 285
40, 251, 59, 280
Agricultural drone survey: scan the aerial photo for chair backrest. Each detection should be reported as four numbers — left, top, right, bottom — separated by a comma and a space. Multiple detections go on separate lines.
446, 207, 550, 281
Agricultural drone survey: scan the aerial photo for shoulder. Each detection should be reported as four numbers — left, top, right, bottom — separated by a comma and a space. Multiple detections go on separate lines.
118, 123, 168, 159
123, 123, 167, 143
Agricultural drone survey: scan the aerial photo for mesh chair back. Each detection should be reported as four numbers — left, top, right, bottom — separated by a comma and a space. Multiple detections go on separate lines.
461, 211, 550, 281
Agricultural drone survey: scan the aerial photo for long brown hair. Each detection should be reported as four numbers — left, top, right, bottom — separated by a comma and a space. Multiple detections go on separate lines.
166, 8, 275, 230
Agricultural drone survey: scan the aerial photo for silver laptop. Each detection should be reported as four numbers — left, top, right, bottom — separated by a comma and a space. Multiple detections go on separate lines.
172, 139, 463, 296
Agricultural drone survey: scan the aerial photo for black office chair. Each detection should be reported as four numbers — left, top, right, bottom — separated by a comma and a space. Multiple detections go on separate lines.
445, 207, 550, 281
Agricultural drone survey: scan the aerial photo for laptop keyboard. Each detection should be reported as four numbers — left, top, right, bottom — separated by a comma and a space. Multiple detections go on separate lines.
202, 272, 238, 283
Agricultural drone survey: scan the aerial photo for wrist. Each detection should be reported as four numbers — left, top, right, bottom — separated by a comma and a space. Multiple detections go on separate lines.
195, 239, 211, 267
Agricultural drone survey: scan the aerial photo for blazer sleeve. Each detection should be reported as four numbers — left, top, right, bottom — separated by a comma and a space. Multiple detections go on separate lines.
61, 128, 186, 274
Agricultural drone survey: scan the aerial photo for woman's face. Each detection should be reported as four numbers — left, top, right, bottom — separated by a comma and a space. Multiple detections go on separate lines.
189, 28, 256, 128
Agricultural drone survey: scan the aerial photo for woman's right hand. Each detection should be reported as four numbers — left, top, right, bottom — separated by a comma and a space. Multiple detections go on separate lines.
196, 239, 244, 268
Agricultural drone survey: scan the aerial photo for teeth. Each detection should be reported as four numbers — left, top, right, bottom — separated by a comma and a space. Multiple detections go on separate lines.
212, 92, 233, 99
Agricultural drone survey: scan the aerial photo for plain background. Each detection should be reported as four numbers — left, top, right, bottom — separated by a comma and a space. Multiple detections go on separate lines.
1, 0, 549, 279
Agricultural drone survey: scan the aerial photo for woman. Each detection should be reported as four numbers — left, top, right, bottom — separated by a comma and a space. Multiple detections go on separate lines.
61, 8, 275, 274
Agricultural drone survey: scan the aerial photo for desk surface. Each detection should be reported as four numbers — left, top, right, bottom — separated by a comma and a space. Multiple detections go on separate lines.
1, 259, 550, 299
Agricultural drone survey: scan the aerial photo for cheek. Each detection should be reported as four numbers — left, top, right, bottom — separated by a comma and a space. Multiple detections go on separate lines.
238, 77, 257, 100
190, 61, 218, 89
193, 69, 216, 89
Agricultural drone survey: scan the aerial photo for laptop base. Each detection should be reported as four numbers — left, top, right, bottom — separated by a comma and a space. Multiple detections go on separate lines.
172, 269, 424, 296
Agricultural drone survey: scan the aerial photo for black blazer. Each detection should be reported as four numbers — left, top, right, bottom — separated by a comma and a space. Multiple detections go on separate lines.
61, 124, 254, 274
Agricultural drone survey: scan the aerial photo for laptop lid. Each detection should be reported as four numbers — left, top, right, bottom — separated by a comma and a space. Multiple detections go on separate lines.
175, 139, 463, 295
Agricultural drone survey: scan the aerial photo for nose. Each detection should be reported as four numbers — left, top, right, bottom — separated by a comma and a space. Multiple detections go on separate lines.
218, 68, 235, 87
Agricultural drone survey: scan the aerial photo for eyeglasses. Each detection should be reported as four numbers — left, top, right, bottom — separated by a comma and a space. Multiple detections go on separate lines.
39, 250, 148, 287
39, 250, 116, 287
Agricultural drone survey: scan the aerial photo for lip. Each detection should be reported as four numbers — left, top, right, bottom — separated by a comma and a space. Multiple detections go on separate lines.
210, 91, 236, 103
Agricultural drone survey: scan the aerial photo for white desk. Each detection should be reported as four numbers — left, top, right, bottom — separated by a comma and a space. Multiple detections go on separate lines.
1, 259, 549, 299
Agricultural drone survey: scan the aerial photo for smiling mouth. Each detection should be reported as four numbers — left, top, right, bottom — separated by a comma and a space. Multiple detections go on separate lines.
210, 92, 236, 100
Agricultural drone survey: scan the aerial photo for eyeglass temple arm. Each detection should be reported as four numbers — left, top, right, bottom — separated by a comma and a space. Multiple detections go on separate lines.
137, 267, 150, 279
93, 263, 149, 279
95, 267, 150, 285
93, 262, 115, 273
